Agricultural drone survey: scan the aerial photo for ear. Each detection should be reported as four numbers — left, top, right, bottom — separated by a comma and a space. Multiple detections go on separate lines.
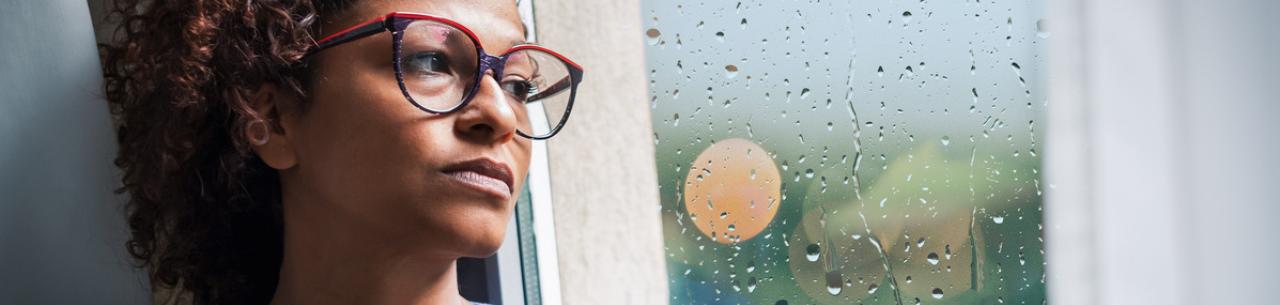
247, 83, 300, 170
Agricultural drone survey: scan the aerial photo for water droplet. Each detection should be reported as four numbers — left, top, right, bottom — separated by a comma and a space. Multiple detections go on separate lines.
1036, 19, 1051, 38
825, 271, 843, 295
804, 168, 815, 178
805, 244, 821, 262
927, 252, 940, 265
877, 66, 885, 77
799, 88, 812, 99
931, 288, 944, 299
940, 136, 951, 146
747, 276, 758, 292
645, 28, 662, 45
725, 64, 739, 78
992, 216, 1005, 224
867, 283, 879, 294
902, 11, 914, 23
715, 31, 726, 42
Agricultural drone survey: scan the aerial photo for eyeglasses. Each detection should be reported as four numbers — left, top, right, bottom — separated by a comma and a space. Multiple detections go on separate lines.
308, 12, 583, 140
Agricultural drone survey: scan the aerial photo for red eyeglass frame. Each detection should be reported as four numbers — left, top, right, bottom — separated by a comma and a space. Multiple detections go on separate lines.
307, 12, 584, 140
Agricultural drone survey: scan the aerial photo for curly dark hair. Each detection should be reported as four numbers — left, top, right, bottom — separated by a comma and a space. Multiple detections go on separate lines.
99, 0, 355, 304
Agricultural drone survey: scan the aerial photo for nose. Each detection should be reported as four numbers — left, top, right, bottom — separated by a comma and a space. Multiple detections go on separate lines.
453, 71, 520, 144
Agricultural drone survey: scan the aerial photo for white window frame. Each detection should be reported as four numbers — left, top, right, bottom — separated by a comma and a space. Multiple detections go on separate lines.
490, 1, 564, 305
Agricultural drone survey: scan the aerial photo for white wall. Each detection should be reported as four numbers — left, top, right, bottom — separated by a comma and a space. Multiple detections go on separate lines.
1046, 0, 1280, 304
0, 0, 150, 304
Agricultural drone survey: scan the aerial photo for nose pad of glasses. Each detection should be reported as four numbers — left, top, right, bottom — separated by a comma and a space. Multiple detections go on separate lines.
479, 55, 505, 80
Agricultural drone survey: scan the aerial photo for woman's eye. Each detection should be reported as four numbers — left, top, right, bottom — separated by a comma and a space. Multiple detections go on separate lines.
500, 79, 537, 101
403, 52, 450, 75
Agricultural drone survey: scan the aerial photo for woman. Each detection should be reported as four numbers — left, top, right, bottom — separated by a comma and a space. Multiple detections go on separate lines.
100, 0, 581, 304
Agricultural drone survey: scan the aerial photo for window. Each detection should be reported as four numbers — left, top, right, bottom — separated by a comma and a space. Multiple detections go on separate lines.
644, 0, 1047, 304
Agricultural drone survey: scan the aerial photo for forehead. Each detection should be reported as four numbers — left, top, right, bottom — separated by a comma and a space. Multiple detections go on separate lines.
329, 0, 527, 49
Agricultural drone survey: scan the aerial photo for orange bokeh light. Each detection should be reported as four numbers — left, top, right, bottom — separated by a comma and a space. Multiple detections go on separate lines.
683, 138, 781, 244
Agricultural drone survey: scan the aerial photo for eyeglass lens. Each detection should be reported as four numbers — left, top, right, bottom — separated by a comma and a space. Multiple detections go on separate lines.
398, 20, 575, 138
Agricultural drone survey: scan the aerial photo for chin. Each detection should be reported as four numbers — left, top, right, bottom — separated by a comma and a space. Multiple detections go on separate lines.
453, 224, 508, 258
427, 202, 513, 258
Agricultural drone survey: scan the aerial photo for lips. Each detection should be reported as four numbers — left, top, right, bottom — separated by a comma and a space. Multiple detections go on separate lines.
440, 158, 514, 200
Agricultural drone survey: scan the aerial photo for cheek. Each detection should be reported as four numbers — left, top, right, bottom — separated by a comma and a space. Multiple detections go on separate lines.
296, 65, 457, 215
310, 55, 452, 163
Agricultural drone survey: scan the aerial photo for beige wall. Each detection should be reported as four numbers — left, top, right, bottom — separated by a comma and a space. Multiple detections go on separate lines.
532, 0, 668, 304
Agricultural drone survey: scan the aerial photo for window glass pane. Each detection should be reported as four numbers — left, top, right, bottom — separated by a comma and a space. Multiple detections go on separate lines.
643, 1, 1046, 304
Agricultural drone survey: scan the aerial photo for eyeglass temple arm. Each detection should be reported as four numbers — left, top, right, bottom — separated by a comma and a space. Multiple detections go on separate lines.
308, 18, 389, 56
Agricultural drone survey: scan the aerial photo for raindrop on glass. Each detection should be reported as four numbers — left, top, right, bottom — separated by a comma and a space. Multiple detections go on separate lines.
1036, 18, 1051, 38
825, 271, 843, 295
725, 64, 739, 78
805, 244, 821, 262
645, 28, 662, 45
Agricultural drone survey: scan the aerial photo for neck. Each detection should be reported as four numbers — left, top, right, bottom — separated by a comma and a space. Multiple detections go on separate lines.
270, 186, 465, 305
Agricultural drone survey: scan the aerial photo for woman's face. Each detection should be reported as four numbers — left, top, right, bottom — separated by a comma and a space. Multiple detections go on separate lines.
277, 0, 530, 257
